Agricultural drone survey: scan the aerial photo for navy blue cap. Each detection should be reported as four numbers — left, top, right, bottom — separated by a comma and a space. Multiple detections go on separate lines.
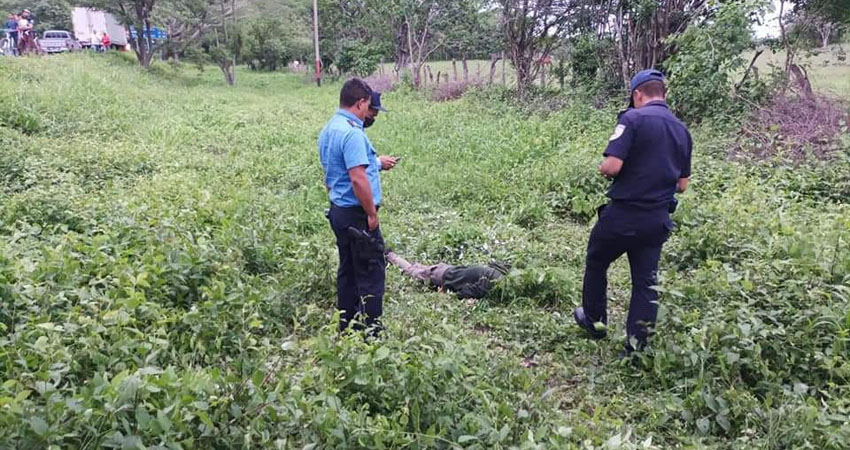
628, 69, 665, 107
370, 91, 388, 112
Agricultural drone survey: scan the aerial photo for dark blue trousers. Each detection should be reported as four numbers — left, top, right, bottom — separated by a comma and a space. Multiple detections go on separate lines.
582, 203, 671, 348
328, 204, 386, 335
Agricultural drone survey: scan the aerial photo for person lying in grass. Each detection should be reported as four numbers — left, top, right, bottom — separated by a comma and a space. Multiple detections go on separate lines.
386, 251, 509, 299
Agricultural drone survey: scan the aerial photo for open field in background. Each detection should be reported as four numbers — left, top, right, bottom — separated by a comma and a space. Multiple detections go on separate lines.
381, 46, 850, 98
0, 53, 849, 448
745, 46, 850, 98
379, 59, 519, 86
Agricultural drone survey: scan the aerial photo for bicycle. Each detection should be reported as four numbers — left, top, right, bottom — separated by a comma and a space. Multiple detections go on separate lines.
0, 29, 16, 56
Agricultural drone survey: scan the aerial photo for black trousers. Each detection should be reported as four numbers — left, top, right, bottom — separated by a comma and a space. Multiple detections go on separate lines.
581, 202, 672, 348
328, 204, 386, 334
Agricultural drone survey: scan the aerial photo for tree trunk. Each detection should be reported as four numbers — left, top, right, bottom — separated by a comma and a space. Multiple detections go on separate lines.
462, 57, 469, 83
779, 0, 793, 76
615, 2, 630, 90
515, 56, 532, 98
452, 58, 458, 81
220, 59, 235, 86
789, 64, 814, 101
412, 64, 422, 88
820, 23, 832, 48
540, 63, 546, 87
558, 59, 566, 89
488, 53, 501, 85
436, 71, 441, 85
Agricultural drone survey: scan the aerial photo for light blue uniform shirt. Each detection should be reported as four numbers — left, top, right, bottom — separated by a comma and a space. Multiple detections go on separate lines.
318, 109, 382, 208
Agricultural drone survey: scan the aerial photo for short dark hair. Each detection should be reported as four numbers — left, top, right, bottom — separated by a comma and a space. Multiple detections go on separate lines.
635, 80, 666, 98
340, 78, 372, 108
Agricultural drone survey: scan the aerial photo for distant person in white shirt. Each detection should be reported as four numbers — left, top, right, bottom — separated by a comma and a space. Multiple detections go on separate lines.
91, 32, 101, 52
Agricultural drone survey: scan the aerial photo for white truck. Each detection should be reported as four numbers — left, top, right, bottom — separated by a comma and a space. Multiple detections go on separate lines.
71, 7, 127, 49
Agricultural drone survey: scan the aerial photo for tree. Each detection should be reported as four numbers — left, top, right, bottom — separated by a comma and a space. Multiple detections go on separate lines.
87, 0, 238, 69
195, 0, 241, 85
243, 18, 291, 71
498, 0, 574, 96
316, 0, 392, 75
399, 0, 463, 88
665, 0, 761, 122
88, 0, 159, 68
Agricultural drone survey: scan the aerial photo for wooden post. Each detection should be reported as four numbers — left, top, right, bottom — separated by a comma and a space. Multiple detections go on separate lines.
501, 51, 506, 85
436, 71, 441, 85
312, 0, 321, 87
452, 58, 458, 81
462, 57, 469, 83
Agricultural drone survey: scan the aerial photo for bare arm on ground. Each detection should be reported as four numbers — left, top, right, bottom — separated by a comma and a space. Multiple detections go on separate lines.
386, 251, 437, 283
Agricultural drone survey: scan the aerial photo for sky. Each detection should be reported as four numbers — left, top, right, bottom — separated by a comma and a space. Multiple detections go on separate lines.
753, 0, 789, 39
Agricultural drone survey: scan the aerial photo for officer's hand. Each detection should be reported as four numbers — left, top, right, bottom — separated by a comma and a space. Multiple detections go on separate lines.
379, 156, 399, 171
367, 214, 379, 231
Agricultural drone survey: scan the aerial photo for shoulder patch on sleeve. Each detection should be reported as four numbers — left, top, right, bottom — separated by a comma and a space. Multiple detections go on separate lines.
609, 124, 626, 141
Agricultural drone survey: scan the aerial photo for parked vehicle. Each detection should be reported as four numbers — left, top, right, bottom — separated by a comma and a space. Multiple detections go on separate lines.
71, 7, 127, 49
39, 30, 77, 53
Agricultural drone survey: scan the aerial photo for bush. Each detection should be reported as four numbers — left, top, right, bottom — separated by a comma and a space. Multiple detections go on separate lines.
735, 95, 850, 160
334, 41, 382, 77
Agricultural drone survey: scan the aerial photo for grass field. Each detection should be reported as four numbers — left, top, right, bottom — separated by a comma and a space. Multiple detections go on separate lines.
379, 59, 518, 85
383, 47, 850, 96
0, 53, 849, 449
745, 45, 850, 97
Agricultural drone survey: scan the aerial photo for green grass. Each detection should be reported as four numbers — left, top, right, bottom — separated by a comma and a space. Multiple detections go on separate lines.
0, 53, 849, 449
744, 46, 850, 97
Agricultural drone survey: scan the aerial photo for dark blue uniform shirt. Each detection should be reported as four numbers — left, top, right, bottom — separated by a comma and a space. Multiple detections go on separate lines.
603, 100, 692, 210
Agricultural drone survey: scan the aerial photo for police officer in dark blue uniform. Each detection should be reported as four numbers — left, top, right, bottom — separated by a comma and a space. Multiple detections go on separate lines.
318, 79, 397, 336
573, 69, 692, 354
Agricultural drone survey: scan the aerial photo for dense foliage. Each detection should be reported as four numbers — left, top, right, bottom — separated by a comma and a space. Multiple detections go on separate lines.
0, 54, 849, 449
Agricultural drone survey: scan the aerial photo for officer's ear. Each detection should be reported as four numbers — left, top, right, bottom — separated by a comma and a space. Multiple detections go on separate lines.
357, 97, 371, 112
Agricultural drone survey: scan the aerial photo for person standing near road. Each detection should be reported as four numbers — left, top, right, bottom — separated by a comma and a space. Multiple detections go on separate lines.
16, 11, 34, 55
573, 69, 692, 356
91, 32, 101, 52
319, 78, 399, 336
5, 13, 18, 56
101, 32, 110, 51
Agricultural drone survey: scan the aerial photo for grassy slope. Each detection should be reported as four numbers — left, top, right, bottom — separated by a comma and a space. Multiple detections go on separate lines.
0, 54, 849, 449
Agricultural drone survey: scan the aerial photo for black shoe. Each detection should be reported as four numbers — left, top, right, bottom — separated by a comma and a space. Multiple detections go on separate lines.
573, 307, 607, 339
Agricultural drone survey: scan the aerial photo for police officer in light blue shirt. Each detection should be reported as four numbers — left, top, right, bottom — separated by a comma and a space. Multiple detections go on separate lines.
319, 78, 398, 336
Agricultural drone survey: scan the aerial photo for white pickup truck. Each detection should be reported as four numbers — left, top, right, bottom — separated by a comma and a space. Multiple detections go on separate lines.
39, 30, 79, 53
